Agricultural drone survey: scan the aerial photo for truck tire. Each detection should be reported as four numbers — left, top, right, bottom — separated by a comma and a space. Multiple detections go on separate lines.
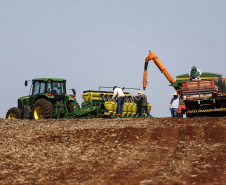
67, 101, 80, 113
6, 107, 22, 119
31, 99, 54, 119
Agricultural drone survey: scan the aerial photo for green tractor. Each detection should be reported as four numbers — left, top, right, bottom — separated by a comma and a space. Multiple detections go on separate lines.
6, 78, 79, 119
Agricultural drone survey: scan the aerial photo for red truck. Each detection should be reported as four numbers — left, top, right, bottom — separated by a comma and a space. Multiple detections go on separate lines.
143, 51, 226, 117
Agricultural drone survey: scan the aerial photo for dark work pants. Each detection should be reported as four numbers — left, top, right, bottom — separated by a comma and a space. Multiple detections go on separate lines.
171, 108, 178, 117
141, 106, 153, 118
117, 97, 125, 114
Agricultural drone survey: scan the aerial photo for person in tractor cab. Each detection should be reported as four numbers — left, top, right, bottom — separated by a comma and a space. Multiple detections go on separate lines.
169, 92, 180, 117
111, 86, 125, 116
189, 66, 202, 80
133, 90, 153, 118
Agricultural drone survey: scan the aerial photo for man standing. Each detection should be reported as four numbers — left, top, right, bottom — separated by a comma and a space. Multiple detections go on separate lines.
134, 90, 153, 118
189, 66, 202, 80
111, 86, 125, 116
169, 92, 180, 117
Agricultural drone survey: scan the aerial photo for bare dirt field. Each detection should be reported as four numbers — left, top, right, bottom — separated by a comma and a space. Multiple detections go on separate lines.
0, 117, 225, 185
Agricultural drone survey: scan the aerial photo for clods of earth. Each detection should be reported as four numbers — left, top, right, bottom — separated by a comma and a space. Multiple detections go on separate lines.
0, 117, 225, 185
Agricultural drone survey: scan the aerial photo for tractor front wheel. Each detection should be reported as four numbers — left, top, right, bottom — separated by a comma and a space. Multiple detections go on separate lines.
6, 107, 22, 119
31, 99, 54, 119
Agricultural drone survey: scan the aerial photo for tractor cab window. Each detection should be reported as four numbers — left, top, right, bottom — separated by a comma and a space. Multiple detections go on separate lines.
47, 81, 66, 95
40, 82, 45, 94
33, 82, 40, 96
33, 81, 46, 96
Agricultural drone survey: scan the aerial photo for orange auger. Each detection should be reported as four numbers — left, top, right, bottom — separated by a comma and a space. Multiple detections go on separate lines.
143, 51, 176, 90
142, 70, 148, 90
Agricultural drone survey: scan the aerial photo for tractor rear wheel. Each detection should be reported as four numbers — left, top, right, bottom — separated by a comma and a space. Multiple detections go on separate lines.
67, 101, 80, 113
31, 99, 54, 119
6, 107, 22, 119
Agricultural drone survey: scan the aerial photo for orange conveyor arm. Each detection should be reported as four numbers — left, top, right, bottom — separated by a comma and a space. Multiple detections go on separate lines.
143, 51, 176, 90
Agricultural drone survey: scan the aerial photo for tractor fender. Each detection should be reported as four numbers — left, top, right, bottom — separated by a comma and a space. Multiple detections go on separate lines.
33, 94, 55, 104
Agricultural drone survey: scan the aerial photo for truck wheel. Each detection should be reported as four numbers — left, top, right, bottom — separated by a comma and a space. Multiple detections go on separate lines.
67, 101, 80, 113
6, 107, 22, 119
186, 113, 193, 118
32, 99, 54, 119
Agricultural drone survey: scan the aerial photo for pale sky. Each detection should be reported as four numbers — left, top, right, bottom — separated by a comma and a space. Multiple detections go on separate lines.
1, 0, 226, 118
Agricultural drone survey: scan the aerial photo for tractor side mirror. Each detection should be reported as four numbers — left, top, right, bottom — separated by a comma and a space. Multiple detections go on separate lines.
25, 80, 28, 86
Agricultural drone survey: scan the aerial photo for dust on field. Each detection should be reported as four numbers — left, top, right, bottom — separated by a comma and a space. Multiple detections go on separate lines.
0, 118, 225, 185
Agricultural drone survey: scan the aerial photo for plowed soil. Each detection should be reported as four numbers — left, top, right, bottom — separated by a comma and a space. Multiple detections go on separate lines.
0, 118, 225, 185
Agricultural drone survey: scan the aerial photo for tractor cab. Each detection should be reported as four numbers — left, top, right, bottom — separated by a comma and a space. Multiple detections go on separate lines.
31, 79, 66, 96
